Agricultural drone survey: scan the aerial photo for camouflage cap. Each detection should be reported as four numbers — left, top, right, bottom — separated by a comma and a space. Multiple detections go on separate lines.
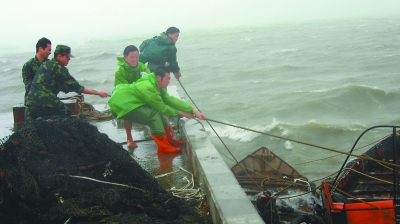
54, 45, 74, 58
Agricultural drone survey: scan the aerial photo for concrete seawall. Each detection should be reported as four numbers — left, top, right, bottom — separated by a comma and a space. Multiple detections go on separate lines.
170, 86, 264, 224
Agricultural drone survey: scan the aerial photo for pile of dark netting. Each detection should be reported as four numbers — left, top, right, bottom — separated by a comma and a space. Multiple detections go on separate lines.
0, 115, 209, 224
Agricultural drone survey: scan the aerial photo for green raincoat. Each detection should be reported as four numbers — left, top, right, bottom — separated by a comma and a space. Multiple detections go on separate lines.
139, 32, 180, 73
114, 56, 150, 87
108, 73, 192, 119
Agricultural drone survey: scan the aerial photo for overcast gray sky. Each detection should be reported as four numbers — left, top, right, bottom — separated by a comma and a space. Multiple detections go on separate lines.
1, 0, 399, 52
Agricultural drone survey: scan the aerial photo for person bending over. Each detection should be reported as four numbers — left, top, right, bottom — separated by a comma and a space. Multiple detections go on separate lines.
108, 66, 205, 154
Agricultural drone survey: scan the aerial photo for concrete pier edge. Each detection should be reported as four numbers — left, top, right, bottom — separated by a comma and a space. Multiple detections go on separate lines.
170, 86, 264, 224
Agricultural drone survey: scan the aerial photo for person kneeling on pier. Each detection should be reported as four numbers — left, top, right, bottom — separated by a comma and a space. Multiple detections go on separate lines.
108, 66, 206, 154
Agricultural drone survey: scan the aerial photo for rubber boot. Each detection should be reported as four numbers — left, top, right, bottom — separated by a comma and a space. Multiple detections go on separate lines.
164, 126, 184, 146
152, 134, 182, 155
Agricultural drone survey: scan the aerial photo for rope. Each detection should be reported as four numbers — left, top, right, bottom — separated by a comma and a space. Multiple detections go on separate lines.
60, 174, 145, 192
156, 166, 205, 201
205, 118, 400, 169
291, 135, 390, 166
177, 80, 263, 191
67, 95, 114, 120
78, 101, 114, 120
339, 168, 399, 185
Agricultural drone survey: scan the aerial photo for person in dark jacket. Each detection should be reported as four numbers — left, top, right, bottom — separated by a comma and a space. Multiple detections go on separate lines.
114, 45, 150, 148
139, 27, 182, 80
25, 45, 109, 121
22, 37, 52, 104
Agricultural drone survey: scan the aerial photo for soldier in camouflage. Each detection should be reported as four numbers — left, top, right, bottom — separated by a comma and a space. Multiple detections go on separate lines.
22, 37, 52, 104
25, 45, 109, 121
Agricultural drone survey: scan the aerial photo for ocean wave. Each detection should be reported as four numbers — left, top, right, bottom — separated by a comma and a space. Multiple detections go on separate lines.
273, 63, 305, 70
372, 44, 385, 49
1, 67, 20, 73
295, 84, 389, 95
300, 120, 365, 132
284, 141, 293, 150
76, 67, 103, 73
206, 117, 366, 153
79, 51, 118, 60
207, 117, 288, 142
241, 37, 253, 41
270, 48, 298, 54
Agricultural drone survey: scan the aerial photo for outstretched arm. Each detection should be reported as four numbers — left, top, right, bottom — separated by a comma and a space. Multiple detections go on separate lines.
178, 109, 206, 120
82, 87, 109, 98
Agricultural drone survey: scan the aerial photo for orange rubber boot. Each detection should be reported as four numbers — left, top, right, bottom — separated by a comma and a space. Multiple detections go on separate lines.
165, 126, 184, 146
152, 134, 182, 155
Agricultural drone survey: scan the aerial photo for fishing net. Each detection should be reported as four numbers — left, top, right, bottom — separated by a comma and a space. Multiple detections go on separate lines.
0, 115, 210, 224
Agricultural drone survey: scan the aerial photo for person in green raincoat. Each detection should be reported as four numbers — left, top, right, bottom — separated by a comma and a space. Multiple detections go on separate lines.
108, 66, 206, 154
139, 27, 182, 80
114, 45, 150, 149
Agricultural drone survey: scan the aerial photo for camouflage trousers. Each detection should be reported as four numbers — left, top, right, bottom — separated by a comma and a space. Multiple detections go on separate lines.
120, 105, 168, 135
25, 102, 74, 122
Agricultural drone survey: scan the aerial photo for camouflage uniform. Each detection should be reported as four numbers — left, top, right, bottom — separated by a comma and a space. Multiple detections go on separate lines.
25, 45, 83, 121
22, 56, 48, 104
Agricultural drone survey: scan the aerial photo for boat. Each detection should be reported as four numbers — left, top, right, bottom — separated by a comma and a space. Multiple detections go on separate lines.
232, 126, 400, 224
281, 126, 400, 224
313, 125, 400, 224
231, 147, 310, 195
231, 147, 320, 223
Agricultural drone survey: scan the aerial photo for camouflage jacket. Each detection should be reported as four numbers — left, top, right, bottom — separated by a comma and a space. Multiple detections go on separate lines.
25, 58, 84, 108
22, 56, 47, 103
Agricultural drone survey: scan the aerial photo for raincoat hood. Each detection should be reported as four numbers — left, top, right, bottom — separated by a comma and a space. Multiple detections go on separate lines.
117, 56, 135, 69
114, 56, 150, 87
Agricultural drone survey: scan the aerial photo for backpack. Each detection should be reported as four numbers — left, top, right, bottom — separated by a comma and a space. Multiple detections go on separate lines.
139, 37, 156, 53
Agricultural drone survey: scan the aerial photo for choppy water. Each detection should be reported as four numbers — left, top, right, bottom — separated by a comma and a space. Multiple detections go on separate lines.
1, 15, 399, 182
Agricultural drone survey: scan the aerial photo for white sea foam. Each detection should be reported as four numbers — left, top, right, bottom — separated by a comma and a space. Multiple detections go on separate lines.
284, 141, 293, 150
209, 117, 286, 142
